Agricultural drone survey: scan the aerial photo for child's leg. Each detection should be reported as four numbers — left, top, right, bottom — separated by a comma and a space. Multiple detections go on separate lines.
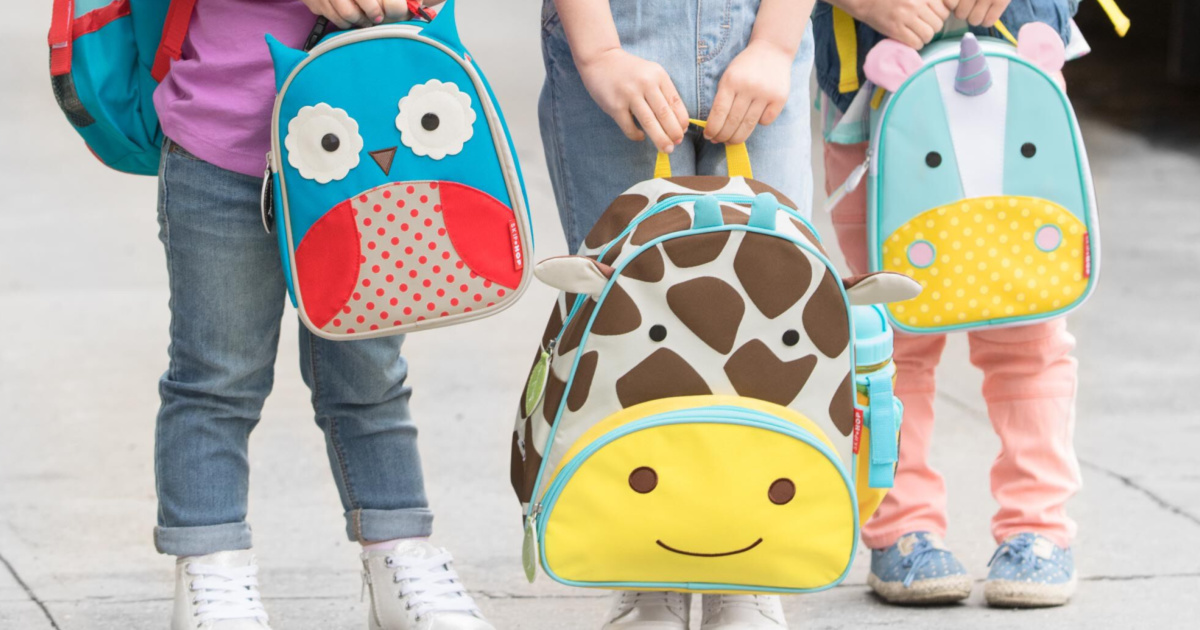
538, 4, 698, 254
967, 318, 1080, 547
298, 331, 433, 543
153, 141, 286, 557
823, 138, 951, 550
696, 25, 815, 217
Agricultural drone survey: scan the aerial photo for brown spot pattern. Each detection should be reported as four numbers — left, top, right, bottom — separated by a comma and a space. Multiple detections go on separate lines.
557, 299, 595, 355
666, 176, 731, 192
746, 178, 798, 210
542, 368, 567, 425
510, 420, 542, 503
616, 348, 712, 408
541, 303, 563, 349
721, 205, 750, 225
592, 282, 642, 336
631, 205, 690, 245
567, 351, 599, 412
724, 340, 818, 407
829, 372, 855, 436
621, 245, 665, 283
790, 219, 826, 255
585, 194, 649, 249
734, 232, 812, 319
803, 271, 851, 358
599, 234, 628, 266
666, 277, 745, 354
663, 231, 730, 268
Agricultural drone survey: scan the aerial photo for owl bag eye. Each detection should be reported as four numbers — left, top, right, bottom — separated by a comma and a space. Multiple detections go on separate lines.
284, 104, 364, 184
396, 79, 477, 160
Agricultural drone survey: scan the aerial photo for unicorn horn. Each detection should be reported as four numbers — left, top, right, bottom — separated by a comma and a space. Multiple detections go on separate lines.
955, 33, 992, 96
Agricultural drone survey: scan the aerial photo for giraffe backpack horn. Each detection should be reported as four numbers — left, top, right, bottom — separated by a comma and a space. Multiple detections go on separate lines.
265, 0, 533, 339
511, 166, 924, 593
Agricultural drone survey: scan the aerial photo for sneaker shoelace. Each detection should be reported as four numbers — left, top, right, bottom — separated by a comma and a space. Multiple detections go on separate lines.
899, 537, 943, 587
386, 551, 481, 620
988, 536, 1042, 571
186, 562, 269, 624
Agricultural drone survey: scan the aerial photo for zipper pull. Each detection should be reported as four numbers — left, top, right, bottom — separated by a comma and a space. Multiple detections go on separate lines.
522, 506, 541, 583
823, 150, 871, 213
261, 152, 275, 234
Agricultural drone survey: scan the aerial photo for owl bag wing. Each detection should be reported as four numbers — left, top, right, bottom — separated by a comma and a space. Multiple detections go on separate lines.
265, 0, 534, 340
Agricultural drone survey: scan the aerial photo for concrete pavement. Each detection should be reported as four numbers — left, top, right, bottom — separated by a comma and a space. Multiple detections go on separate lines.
2, 1, 1198, 628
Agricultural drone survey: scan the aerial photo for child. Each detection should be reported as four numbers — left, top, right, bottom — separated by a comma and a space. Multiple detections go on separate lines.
814, 0, 1082, 608
151, 1, 492, 628
539, 0, 815, 627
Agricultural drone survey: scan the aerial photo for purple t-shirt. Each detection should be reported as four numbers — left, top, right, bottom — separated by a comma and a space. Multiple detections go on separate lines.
154, 0, 317, 177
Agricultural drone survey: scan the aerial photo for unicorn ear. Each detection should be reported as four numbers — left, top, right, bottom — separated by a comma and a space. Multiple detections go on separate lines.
864, 39, 924, 93
1017, 22, 1066, 74
266, 34, 307, 92
421, 0, 463, 49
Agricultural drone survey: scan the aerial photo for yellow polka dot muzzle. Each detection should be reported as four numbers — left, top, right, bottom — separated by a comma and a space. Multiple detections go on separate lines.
881, 196, 1093, 331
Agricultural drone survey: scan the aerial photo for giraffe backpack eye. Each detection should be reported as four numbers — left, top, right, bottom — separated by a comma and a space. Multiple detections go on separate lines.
510, 154, 920, 593
265, 1, 534, 341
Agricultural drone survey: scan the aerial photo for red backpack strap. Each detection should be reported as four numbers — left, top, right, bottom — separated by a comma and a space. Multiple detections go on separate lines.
48, 0, 75, 77
151, 0, 198, 82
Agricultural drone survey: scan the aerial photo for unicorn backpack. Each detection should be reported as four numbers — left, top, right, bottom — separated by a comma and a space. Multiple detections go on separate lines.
509, 154, 923, 593
839, 23, 1099, 334
265, 0, 533, 340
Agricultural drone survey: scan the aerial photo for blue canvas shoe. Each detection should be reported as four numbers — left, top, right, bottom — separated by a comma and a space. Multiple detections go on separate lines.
867, 532, 972, 605
984, 533, 1076, 608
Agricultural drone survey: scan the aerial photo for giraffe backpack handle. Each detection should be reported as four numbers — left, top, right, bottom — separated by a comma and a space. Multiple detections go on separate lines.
511, 172, 921, 591
653, 119, 754, 180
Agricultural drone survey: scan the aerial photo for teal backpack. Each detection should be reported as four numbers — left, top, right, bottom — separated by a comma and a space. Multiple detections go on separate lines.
48, 0, 195, 175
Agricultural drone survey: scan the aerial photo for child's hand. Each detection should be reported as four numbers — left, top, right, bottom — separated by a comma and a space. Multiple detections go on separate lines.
577, 48, 689, 154
300, 0, 388, 29
945, 0, 1012, 28
853, 0, 951, 49
704, 39, 792, 145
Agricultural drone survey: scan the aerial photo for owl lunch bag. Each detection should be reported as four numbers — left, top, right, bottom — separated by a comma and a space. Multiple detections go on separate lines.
265, 0, 533, 340
509, 145, 922, 594
829, 25, 1100, 335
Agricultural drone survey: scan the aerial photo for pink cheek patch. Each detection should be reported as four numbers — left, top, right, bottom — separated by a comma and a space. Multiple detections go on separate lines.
1035, 225, 1063, 252
907, 240, 936, 268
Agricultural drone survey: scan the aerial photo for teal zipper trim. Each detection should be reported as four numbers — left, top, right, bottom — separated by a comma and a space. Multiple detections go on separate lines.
534, 405, 860, 594
524, 224, 859, 522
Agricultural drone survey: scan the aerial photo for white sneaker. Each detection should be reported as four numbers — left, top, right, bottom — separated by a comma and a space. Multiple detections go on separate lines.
601, 591, 690, 629
171, 550, 271, 630
361, 540, 494, 630
700, 594, 788, 629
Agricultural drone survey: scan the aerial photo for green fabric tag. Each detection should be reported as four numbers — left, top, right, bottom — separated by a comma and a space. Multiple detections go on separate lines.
522, 517, 538, 583
524, 350, 550, 415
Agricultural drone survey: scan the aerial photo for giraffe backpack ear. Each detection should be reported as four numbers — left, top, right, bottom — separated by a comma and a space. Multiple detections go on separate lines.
534, 256, 615, 297
843, 272, 922, 305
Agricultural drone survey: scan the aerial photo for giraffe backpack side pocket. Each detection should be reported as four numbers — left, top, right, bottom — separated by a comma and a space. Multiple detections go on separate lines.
265, 0, 533, 340
856, 25, 1099, 334
509, 167, 922, 594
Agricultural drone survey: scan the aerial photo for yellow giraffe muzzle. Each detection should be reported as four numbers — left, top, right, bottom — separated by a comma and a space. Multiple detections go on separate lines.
881, 196, 1091, 330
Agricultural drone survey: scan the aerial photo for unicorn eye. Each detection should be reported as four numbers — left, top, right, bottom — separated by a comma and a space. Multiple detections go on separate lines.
1021, 142, 1037, 158
396, 80, 476, 160
925, 151, 942, 168
284, 104, 363, 184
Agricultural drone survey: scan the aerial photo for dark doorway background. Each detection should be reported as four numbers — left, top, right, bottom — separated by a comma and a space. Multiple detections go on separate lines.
1068, 1, 1200, 155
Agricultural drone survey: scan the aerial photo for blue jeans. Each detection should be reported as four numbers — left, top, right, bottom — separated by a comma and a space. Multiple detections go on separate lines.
153, 140, 432, 557
538, 0, 816, 253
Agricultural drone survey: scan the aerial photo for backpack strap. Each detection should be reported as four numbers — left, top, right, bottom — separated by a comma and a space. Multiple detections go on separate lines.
832, 7, 860, 94
654, 119, 753, 179
151, 0, 198, 82
48, 0, 75, 77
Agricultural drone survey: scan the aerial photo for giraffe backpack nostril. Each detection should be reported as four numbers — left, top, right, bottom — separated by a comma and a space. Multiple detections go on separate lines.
769, 478, 795, 505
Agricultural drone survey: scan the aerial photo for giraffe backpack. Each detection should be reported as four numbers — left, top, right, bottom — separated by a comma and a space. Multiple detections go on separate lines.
510, 164, 924, 594
265, 0, 533, 340
836, 24, 1099, 334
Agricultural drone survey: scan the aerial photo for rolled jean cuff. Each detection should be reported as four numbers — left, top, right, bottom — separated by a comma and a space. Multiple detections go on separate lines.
346, 508, 434, 543
155, 522, 252, 556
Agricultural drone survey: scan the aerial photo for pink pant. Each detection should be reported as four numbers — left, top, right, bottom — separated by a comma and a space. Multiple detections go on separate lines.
825, 141, 1082, 549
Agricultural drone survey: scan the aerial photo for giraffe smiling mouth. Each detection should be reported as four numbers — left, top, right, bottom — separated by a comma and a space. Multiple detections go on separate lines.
656, 538, 764, 558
